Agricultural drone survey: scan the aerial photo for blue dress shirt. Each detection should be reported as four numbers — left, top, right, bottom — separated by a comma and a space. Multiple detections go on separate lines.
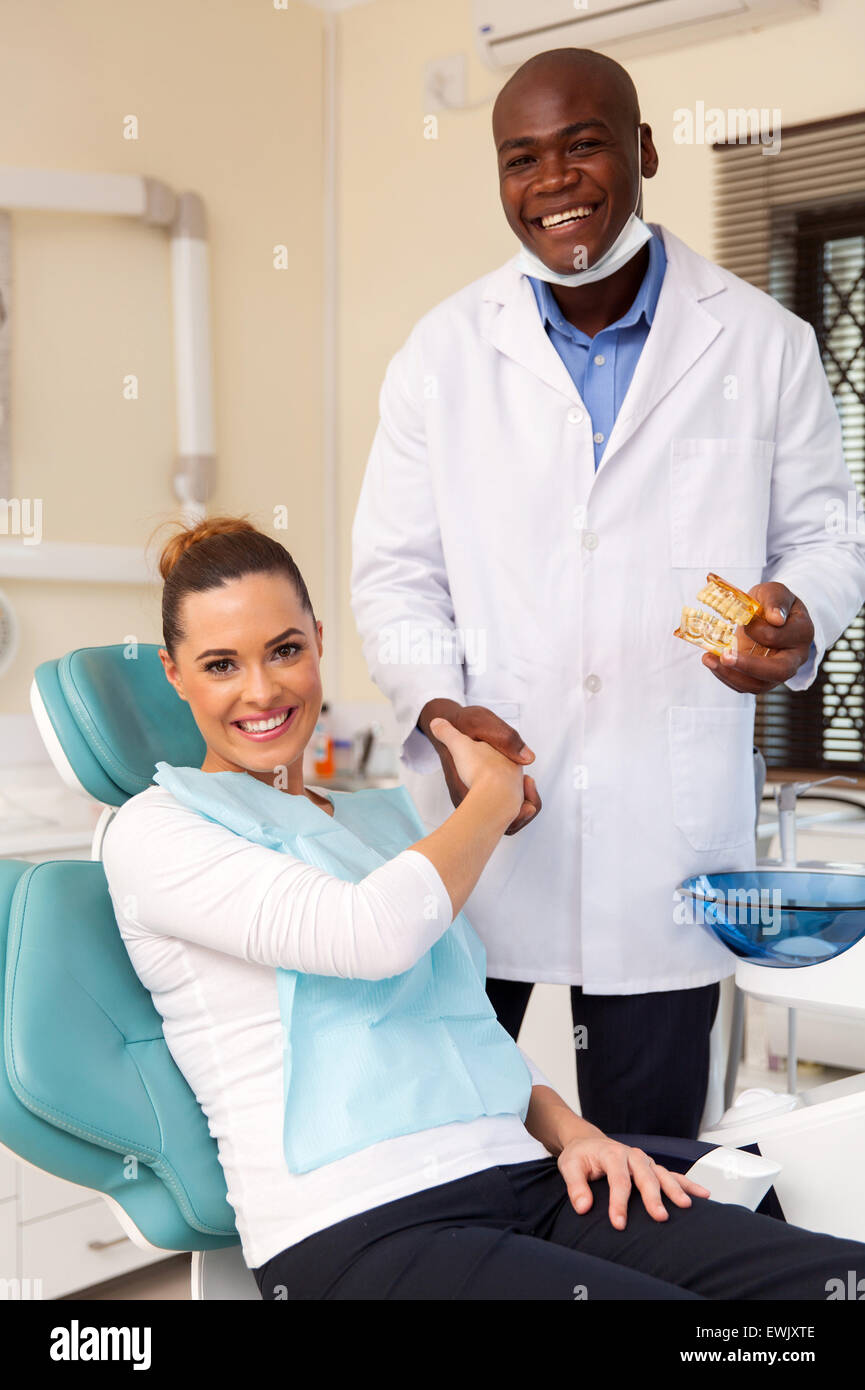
528, 231, 667, 470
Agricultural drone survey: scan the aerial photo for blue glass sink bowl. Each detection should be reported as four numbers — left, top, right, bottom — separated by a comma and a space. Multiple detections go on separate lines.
677, 869, 865, 967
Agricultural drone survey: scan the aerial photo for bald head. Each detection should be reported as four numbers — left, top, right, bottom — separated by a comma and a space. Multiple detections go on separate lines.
493, 48, 640, 138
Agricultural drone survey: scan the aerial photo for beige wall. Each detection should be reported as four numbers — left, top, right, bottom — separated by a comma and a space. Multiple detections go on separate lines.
337, 0, 865, 701
0, 0, 325, 714
2, 0, 864, 719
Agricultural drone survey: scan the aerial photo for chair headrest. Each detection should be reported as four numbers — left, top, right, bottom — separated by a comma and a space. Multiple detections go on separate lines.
32, 644, 205, 806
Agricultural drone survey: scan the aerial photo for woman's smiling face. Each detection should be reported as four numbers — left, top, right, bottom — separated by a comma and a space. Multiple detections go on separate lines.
159, 570, 324, 789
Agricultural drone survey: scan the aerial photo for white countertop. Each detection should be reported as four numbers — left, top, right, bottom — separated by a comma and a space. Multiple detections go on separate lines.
0, 763, 100, 857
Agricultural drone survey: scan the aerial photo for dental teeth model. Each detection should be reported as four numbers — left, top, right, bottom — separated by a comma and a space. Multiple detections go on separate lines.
674, 573, 770, 657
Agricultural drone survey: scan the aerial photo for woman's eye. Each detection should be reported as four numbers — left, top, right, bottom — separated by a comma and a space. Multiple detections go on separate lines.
204, 643, 301, 675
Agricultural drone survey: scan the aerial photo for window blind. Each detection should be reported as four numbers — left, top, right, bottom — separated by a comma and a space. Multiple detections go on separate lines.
712, 113, 865, 773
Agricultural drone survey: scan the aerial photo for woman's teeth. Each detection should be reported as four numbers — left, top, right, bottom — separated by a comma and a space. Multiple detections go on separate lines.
236, 710, 292, 733
540, 206, 594, 228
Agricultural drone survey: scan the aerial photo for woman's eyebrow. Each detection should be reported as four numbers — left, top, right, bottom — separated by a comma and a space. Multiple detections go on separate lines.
195, 628, 305, 661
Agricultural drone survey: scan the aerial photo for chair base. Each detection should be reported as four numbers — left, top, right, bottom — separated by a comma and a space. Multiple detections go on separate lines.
192, 1245, 261, 1300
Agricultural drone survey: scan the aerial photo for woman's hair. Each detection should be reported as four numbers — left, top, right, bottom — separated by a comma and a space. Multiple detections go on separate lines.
153, 514, 317, 660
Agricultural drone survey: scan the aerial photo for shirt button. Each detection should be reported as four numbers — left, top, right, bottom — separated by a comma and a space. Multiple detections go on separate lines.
567, 407, 583, 424
593, 354, 606, 366
584, 674, 602, 694
593, 431, 605, 444
582, 531, 598, 550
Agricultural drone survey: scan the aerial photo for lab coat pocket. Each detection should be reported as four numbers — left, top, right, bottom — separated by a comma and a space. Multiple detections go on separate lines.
668, 705, 756, 852
670, 437, 774, 568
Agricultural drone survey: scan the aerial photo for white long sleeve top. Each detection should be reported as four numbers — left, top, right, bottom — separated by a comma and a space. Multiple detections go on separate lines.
101, 784, 551, 1270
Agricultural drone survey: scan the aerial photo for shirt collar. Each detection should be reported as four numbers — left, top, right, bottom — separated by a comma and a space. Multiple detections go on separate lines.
530, 229, 667, 340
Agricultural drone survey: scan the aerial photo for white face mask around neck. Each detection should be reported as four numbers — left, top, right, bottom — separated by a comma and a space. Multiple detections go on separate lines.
516, 126, 651, 288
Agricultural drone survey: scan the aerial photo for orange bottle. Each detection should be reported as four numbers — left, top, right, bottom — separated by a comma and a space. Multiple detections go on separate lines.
313, 702, 334, 779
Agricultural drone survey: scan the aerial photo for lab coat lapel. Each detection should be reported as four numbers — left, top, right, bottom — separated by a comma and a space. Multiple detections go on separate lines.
480, 224, 729, 468
480, 260, 584, 405
595, 225, 728, 473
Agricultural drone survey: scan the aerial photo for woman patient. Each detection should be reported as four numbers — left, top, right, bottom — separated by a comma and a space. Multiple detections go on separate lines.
102, 515, 865, 1300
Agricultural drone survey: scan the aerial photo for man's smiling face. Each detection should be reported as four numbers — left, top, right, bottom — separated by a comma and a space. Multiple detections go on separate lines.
493, 59, 653, 277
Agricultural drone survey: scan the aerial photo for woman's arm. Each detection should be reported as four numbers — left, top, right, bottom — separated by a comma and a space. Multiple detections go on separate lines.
515, 1047, 602, 1146
102, 719, 522, 981
523, 1084, 606, 1157
406, 772, 518, 918
102, 731, 521, 981
404, 716, 526, 918
102, 796, 456, 979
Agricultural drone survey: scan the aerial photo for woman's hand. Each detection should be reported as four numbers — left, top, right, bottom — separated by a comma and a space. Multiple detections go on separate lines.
557, 1135, 711, 1229
428, 711, 542, 828
429, 715, 529, 821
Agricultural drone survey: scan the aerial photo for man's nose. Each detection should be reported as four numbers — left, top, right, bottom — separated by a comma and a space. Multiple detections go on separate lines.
532, 151, 582, 189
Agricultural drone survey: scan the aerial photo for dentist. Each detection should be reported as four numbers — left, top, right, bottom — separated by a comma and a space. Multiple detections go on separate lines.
350, 47, 865, 1138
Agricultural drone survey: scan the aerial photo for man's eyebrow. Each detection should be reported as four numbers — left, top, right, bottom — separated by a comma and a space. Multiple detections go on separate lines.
497, 119, 612, 156
195, 627, 305, 661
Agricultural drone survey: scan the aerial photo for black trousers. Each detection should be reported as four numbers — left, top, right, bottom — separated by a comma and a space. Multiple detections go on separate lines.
254, 1155, 865, 1300
485, 977, 721, 1139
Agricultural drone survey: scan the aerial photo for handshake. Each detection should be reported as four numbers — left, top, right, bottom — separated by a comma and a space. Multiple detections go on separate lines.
418, 699, 541, 836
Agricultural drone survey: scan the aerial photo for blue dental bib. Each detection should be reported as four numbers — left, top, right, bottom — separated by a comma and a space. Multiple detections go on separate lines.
151, 763, 532, 1173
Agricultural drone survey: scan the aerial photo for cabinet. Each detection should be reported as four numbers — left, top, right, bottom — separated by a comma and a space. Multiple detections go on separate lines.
22, 1195, 165, 1301
0, 1145, 16, 1202
0, 1151, 169, 1298
0, 1200, 16, 1293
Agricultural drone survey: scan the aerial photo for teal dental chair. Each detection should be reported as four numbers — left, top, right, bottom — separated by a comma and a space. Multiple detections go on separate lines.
0, 645, 786, 1302
1, 644, 259, 1298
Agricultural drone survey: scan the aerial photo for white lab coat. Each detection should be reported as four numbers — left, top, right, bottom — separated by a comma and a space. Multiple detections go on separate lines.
350, 222, 865, 993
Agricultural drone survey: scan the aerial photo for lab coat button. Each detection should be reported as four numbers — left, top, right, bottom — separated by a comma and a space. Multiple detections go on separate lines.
584, 674, 602, 694
593, 431, 605, 444
593, 354, 606, 366
582, 530, 598, 550
567, 407, 583, 424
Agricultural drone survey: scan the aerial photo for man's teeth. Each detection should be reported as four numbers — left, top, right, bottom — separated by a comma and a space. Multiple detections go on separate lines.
540, 207, 593, 228
237, 710, 292, 733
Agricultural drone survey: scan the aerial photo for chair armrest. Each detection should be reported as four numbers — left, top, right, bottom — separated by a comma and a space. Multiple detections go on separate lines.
685, 1145, 782, 1211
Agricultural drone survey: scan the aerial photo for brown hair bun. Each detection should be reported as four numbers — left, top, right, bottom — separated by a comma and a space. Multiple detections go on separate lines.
157, 514, 258, 581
